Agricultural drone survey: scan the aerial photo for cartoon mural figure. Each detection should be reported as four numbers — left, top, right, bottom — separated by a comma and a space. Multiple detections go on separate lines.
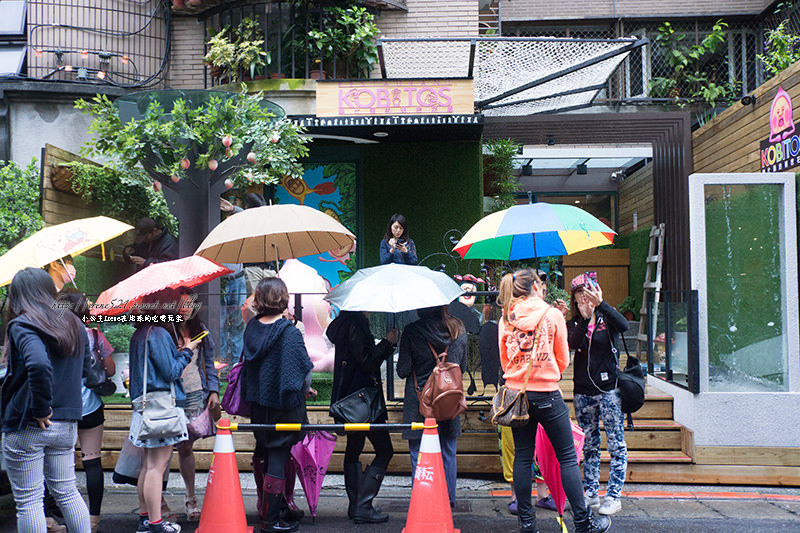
280, 175, 337, 205
769, 86, 795, 142
279, 259, 335, 371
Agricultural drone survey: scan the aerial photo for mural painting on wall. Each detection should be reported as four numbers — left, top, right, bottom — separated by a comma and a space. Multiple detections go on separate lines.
277, 162, 357, 286
761, 86, 800, 172
276, 162, 357, 372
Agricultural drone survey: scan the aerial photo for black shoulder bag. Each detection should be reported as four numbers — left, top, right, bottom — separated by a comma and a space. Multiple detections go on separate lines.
85, 329, 116, 396
615, 333, 646, 430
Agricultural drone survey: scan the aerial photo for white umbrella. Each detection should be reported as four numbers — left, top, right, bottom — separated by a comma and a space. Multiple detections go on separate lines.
324, 264, 463, 313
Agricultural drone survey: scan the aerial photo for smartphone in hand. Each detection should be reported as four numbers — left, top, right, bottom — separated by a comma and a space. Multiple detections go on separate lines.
190, 330, 209, 342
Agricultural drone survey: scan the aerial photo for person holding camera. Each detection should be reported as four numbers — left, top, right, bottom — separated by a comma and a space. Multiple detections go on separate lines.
379, 214, 417, 265
568, 272, 629, 517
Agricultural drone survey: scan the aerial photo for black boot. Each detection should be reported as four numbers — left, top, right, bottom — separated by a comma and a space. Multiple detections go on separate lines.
574, 509, 611, 533
518, 506, 538, 533
353, 465, 389, 524
260, 476, 299, 533
343, 462, 361, 519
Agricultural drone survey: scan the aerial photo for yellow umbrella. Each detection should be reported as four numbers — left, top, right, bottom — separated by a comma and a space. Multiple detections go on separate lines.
0, 216, 134, 287
195, 204, 355, 264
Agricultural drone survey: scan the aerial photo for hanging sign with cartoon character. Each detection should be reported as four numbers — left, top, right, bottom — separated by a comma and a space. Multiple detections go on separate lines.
761, 86, 800, 172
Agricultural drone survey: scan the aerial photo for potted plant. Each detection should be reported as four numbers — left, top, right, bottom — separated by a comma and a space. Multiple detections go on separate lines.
235, 15, 270, 81
102, 323, 135, 395
307, 5, 379, 78
204, 28, 237, 82
618, 296, 637, 321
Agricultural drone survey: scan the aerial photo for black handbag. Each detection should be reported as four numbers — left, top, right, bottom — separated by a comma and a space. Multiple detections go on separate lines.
85, 329, 116, 396
329, 386, 383, 424
616, 335, 646, 429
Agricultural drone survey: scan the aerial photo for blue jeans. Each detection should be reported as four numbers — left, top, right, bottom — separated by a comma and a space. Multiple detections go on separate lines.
220, 275, 246, 364
574, 389, 628, 499
408, 434, 458, 508
3, 421, 90, 533
511, 390, 589, 523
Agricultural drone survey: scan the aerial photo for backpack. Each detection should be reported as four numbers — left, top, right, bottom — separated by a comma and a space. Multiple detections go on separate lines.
85, 329, 116, 396
413, 343, 467, 422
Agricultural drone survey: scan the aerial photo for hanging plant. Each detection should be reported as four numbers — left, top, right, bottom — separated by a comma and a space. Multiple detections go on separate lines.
483, 139, 521, 212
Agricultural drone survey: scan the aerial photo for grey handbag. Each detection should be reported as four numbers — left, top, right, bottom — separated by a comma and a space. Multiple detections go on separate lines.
131, 327, 187, 442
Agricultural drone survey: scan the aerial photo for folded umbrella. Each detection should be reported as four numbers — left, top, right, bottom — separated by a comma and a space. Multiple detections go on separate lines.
324, 263, 463, 313
289, 430, 337, 522
0, 216, 133, 287
534, 422, 586, 533
91, 255, 232, 315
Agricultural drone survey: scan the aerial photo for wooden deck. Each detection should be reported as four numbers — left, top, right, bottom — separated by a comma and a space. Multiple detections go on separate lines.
91, 369, 800, 486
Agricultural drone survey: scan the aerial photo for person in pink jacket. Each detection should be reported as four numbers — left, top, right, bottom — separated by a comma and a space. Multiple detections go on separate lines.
498, 268, 610, 533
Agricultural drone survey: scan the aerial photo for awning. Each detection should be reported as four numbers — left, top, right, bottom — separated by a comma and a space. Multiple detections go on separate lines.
378, 37, 646, 116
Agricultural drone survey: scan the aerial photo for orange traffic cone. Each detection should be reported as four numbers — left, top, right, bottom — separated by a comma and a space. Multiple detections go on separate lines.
402, 418, 460, 533
196, 418, 254, 533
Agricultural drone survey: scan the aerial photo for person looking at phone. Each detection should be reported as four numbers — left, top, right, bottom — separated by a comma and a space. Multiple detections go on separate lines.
379, 214, 417, 265
173, 286, 220, 522
567, 272, 629, 517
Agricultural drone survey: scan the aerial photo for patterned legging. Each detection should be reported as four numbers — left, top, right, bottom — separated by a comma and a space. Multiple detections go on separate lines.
3, 421, 91, 533
574, 389, 628, 499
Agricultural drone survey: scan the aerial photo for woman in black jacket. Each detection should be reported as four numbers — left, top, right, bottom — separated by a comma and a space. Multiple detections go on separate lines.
1, 267, 91, 532
244, 278, 313, 533
567, 272, 629, 517
397, 306, 466, 509
326, 311, 398, 523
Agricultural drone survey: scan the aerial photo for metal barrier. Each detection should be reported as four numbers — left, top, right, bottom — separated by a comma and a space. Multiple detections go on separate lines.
220, 422, 428, 432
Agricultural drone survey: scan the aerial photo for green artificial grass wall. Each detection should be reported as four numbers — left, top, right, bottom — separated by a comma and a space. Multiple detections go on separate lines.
361, 141, 483, 273
72, 256, 134, 300
615, 226, 651, 317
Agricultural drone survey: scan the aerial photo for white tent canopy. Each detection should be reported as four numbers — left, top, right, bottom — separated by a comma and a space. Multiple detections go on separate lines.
378, 37, 646, 116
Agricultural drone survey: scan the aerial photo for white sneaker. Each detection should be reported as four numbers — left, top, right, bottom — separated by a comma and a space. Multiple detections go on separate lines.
149, 520, 182, 533
597, 497, 621, 515
584, 492, 600, 508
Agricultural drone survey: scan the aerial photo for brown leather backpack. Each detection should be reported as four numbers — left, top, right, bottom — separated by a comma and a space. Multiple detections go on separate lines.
413, 343, 467, 421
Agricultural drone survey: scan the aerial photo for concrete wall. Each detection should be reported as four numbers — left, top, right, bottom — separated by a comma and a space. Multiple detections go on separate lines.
499, 0, 772, 21
166, 16, 206, 89
9, 101, 95, 166
377, 0, 479, 38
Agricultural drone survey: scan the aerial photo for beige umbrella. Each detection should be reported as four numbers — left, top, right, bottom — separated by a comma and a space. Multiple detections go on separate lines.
194, 204, 355, 264
0, 216, 134, 287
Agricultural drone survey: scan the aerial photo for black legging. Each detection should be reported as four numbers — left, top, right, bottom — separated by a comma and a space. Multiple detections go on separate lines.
344, 431, 393, 470
511, 390, 590, 523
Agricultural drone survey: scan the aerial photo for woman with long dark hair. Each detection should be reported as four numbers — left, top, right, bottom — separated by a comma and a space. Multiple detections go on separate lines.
326, 311, 398, 523
56, 289, 116, 533
497, 268, 610, 533
174, 286, 220, 521
1, 267, 91, 533
244, 277, 313, 533
379, 214, 417, 265
128, 288, 201, 533
397, 305, 466, 509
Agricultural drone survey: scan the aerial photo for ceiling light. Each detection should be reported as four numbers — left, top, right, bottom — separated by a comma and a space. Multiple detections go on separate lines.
373, 132, 388, 138
574, 200, 580, 204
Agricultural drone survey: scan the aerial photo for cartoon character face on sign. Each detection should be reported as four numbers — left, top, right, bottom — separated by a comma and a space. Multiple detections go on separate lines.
769, 87, 795, 142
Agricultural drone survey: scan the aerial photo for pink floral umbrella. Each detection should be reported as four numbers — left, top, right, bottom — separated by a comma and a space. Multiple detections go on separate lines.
534, 422, 585, 533
288, 431, 337, 522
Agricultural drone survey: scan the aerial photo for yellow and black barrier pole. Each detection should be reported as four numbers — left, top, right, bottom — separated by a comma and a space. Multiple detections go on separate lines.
218, 422, 428, 432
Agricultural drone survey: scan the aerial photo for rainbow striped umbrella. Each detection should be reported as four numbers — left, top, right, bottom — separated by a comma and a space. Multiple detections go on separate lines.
453, 202, 615, 260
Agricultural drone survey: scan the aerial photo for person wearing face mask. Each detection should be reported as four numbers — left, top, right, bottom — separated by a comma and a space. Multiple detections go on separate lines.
379, 214, 417, 265
45, 256, 77, 292
567, 272, 629, 517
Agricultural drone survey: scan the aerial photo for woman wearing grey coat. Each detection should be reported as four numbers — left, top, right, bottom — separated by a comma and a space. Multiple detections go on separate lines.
396, 305, 467, 509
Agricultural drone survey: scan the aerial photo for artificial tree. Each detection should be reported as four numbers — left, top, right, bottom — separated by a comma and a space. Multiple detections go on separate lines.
75, 89, 310, 335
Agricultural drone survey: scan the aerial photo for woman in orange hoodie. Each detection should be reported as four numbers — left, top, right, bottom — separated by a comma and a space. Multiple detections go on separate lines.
498, 269, 610, 533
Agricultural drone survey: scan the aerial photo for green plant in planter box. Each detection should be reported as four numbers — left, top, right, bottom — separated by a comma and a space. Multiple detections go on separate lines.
102, 322, 135, 353
307, 5, 379, 78
0, 159, 44, 257
483, 139, 521, 212
617, 296, 638, 319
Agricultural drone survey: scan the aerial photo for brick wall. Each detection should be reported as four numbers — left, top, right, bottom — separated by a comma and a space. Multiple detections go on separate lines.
499, 0, 772, 21
377, 0, 479, 38
166, 16, 206, 89
617, 162, 654, 235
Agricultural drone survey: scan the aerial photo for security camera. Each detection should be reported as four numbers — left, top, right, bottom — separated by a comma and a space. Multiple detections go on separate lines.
610, 171, 625, 183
